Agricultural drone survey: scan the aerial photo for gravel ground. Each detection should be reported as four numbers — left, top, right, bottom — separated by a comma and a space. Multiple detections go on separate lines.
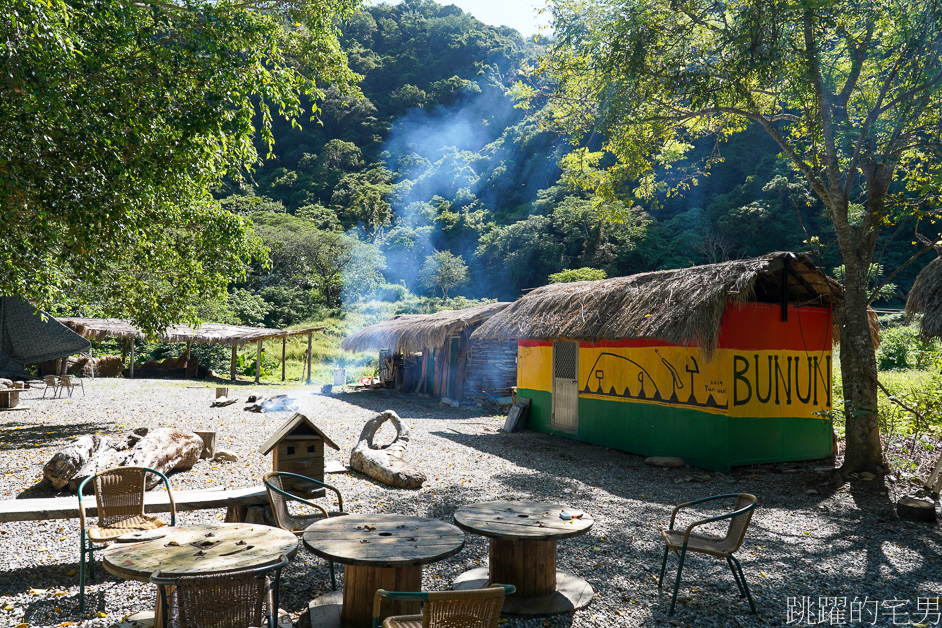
0, 378, 940, 628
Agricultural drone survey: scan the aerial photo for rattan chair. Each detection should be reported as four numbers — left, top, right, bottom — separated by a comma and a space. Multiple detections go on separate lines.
58, 374, 84, 397
150, 554, 289, 628
263, 471, 346, 590
42, 375, 61, 398
372, 584, 515, 628
658, 493, 757, 616
77, 466, 176, 614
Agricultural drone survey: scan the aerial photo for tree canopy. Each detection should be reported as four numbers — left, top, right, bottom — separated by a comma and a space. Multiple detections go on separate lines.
0, 0, 361, 332
540, 0, 942, 476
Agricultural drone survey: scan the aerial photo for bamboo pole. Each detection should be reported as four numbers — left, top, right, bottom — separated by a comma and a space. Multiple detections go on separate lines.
281, 335, 287, 382
255, 339, 262, 384
230, 346, 237, 381
306, 331, 313, 384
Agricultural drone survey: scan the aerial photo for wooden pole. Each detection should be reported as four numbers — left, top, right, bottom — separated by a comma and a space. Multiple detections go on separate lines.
255, 339, 262, 384
281, 336, 287, 382
129, 341, 135, 379
121, 338, 128, 365
306, 331, 313, 384
89, 345, 95, 379
184, 339, 192, 362
230, 346, 237, 381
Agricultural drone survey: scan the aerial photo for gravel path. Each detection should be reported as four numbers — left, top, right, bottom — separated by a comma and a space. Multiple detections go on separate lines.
0, 378, 939, 627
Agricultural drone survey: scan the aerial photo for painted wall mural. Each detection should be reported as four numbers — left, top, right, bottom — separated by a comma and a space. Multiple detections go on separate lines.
518, 302, 834, 420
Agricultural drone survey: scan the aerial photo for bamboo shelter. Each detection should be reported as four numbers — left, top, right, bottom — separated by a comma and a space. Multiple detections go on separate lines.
57, 318, 324, 384
340, 303, 516, 400
472, 252, 844, 471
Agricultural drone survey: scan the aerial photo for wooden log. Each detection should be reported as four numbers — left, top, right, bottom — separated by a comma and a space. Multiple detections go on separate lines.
43, 435, 113, 491
350, 410, 427, 489
122, 428, 204, 488
306, 331, 313, 384
255, 339, 262, 384
194, 431, 216, 459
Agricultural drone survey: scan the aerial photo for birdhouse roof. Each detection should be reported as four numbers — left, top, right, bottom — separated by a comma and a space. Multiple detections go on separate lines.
258, 412, 340, 455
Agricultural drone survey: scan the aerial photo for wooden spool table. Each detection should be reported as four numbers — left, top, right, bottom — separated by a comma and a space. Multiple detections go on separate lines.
303, 514, 465, 628
103, 522, 298, 624
453, 500, 594, 616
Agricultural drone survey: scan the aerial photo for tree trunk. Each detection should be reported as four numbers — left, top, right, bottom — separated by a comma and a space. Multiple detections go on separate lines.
836, 269, 883, 477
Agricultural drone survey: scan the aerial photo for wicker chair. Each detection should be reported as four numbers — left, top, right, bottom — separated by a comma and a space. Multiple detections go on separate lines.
58, 374, 84, 397
263, 471, 346, 590
372, 584, 515, 628
77, 466, 176, 614
150, 554, 289, 628
42, 375, 61, 398
658, 493, 757, 616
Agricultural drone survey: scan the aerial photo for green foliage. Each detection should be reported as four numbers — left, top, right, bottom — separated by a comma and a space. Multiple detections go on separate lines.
876, 324, 941, 371
548, 268, 607, 283
418, 250, 469, 298
0, 0, 362, 333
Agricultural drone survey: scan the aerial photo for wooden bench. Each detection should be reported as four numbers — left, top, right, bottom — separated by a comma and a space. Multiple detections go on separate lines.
0, 486, 268, 524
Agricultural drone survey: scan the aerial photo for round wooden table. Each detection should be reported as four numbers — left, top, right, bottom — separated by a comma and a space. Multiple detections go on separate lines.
302, 514, 465, 628
453, 500, 594, 616
103, 522, 298, 623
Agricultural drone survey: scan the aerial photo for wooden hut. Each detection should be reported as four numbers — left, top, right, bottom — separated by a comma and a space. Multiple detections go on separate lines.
472, 252, 843, 471
258, 412, 339, 497
340, 303, 516, 400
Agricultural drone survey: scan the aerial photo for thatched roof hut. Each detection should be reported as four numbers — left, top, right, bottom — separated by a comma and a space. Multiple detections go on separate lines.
472, 252, 841, 357
341, 302, 511, 355
906, 255, 942, 338
57, 317, 323, 347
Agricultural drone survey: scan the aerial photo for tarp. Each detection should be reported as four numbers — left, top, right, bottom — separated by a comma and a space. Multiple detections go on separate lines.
0, 297, 91, 378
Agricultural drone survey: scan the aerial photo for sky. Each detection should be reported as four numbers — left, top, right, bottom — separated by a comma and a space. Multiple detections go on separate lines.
370, 0, 551, 38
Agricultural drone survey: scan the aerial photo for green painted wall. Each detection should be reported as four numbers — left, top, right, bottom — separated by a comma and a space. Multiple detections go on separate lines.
518, 388, 832, 471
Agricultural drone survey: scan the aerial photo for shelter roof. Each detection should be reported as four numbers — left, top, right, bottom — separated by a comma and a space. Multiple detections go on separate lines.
56, 317, 323, 348
258, 412, 339, 454
471, 252, 842, 356
340, 302, 511, 355
906, 255, 942, 338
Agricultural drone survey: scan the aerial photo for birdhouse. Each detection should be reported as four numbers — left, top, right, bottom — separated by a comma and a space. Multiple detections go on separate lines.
258, 412, 339, 497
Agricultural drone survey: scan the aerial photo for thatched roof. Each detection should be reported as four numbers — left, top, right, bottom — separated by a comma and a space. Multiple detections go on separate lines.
906, 255, 942, 338
472, 252, 842, 356
57, 317, 324, 348
341, 302, 512, 355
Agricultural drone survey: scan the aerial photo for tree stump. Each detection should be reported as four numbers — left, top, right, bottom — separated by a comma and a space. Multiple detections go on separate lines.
897, 496, 938, 522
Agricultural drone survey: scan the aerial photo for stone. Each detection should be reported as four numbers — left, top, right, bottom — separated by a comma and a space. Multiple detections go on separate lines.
350, 410, 427, 489
860, 471, 876, 481
644, 456, 685, 468
897, 496, 938, 522
688, 473, 712, 482
214, 450, 238, 462
806, 489, 819, 495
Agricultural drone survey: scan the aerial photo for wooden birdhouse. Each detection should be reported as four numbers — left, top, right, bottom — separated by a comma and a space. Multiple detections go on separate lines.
258, 412, 339, 497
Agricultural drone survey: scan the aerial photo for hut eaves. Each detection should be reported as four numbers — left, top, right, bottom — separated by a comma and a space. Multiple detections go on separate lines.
56, 317, 324, 348
906, 255, 942, 339
471, 252, 842, 357
340, 302, 511, 355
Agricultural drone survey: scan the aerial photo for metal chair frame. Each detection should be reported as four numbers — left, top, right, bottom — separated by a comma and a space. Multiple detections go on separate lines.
76, 466, 175, 614
42, 375, 61, 398
263, 470, 344, 590
150, 554, 289, 628
372, 584, 516, 628
658, 493, 757, 616
59, 374, 84, 397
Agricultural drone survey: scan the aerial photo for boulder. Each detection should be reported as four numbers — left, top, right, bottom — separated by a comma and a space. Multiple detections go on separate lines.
350, 410, 427, 489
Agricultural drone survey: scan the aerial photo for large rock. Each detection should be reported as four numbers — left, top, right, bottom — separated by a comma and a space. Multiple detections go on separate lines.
350, 410, 427, 489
